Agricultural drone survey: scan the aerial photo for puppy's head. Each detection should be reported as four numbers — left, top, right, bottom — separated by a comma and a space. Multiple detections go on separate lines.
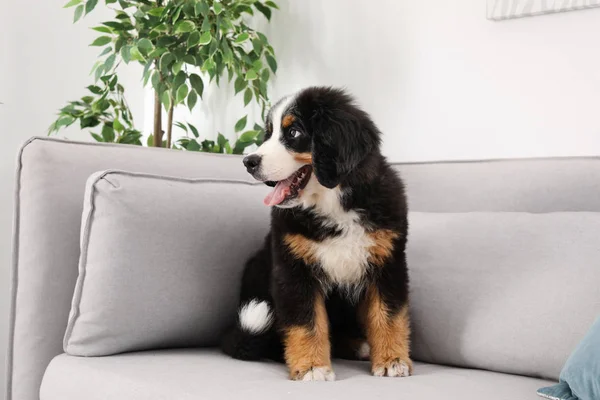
243, 87, 380, 208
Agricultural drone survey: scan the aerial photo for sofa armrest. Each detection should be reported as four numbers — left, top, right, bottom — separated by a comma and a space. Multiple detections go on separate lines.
7, 137, 250, 400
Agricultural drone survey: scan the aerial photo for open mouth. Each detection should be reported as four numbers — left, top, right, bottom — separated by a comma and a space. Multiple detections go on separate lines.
263, 165, 313, 206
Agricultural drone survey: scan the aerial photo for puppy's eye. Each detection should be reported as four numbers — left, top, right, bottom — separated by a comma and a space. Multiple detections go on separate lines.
289, 129, 302, 139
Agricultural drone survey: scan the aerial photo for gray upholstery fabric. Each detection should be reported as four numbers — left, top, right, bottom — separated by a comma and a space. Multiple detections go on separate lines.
40, 349, 554, 400
407, 212, 600, 380
396, 157, 600, 212
9, 138, 253, 400
9, 137, 600, 400
64, 171, 270, 356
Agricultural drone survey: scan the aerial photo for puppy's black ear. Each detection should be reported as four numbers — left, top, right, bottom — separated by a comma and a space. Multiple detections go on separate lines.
307, 89, 380, 188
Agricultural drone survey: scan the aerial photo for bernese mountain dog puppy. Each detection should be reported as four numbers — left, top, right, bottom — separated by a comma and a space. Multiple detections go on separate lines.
222, 86, 411, 381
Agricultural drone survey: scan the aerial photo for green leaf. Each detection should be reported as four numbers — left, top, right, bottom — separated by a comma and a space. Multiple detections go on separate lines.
187, 139, 201, 151
243, 88, 252, 106
152, 23, 169, 33
265, 1, 279, 9
187, 90, 198, 110
252, 60, 263, 71
254, 2, 272, 20
174, 20, 195, 33
85, 0, 98, 14
201, 139, 215, 151
137, 38, 154, 52
201, 57, 215, 72
81, 116, 100, 129
148, 47, 167, 59
64, 0, 82, 8
198, 31, 212, 45
173, 71, 186, 90
235, 115, 248, 133
98, 46, 112, 57
233, 32, 249, 44
87, 85, 103, 95
261, 68, 270, 82
91, 133, 104, 142
238, 130, 259, 142
252, 38, 262, 55
232, 138, 255, 154
195, 1, 209, 16
254, 123, 263, 132
234, 76, 246, 94
91, 36, 111, 46
113, 118, 125, 133
130, 46, 144, 62
120, 45, 131, 63
217, 133, 228, 147
147, 7, 165, 16
82, 96, 94, 104
175, 122, 188, 134
245, 70, 258, 81
101, 124, 115, 142
92, 26, 112, 33
157, 36, 176, 47
208, 38, 218, 55
213, 2, 223, 15
104, 54, 116, 71
54, 116, 75, 129
161, 91, 172, 110
266, 54, 277, 73
189, 74, 204, 98
201, 16, 211, 32
188, 123, 199, 138
94, 65, 105, 82
176, 84, 189, 104
172, 60, 183, 74
187, 31, 201, 49
147, 134, 154, 147
159, 52, 175, 71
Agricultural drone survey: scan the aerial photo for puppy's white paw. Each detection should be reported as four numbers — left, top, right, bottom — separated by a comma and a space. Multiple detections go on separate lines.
372, 358, 412, 377
295, 366, 336, 381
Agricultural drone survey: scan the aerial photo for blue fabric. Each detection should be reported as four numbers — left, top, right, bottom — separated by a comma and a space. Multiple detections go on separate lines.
537, 317, 600, 400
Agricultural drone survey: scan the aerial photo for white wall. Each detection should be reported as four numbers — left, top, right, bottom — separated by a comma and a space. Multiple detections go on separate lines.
263, 0, 600, 162
0, 0, 599, 394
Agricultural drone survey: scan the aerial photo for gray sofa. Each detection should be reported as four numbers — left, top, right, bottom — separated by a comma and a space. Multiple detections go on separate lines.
8, 137, 599, 400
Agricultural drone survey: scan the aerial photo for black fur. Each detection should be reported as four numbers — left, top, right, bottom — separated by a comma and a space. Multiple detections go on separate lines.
222, 87, 409, 368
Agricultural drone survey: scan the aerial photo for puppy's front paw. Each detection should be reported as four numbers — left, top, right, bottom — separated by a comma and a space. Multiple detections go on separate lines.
372, 358, 412, 377
291, 366, 336, 381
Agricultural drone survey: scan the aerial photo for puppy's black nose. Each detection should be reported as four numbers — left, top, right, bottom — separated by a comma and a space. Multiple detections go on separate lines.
243, 154, 262, 174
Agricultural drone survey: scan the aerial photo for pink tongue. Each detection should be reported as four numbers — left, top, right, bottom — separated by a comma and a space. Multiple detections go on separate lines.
264, 179, 292, 206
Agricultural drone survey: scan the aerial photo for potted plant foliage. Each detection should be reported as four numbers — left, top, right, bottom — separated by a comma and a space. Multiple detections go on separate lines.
49, 0, 279, 154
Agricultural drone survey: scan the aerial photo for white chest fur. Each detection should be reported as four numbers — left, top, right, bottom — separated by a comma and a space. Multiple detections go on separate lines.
311, 212, 374, 288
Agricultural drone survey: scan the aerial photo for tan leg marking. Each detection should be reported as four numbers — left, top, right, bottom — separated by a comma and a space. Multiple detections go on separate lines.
367, 229, 400, 267
283, 234, 317, 265
364, 285, 412, 377
284, 293, 334, 381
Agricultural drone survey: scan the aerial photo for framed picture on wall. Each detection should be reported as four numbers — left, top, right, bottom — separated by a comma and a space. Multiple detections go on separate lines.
487, 0, 600, 20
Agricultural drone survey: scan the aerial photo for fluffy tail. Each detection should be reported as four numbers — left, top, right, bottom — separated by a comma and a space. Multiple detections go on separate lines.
222, 299, 276, 361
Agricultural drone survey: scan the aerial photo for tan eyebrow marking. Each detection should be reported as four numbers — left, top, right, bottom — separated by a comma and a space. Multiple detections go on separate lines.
282, 114, 295, 128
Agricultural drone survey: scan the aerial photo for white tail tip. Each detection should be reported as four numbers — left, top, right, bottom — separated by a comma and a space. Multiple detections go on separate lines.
239, 300, 273, 334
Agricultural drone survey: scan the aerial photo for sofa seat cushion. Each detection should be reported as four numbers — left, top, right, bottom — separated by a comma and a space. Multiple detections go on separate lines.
40, 349, 554, 400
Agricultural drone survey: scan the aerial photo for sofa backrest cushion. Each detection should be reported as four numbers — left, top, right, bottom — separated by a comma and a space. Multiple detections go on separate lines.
64, 171, 270, 356
407, 211, 600, 380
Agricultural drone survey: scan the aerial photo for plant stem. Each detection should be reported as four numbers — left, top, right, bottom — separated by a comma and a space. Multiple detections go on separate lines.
153, 89, 163, 147
166, 105, 174, 148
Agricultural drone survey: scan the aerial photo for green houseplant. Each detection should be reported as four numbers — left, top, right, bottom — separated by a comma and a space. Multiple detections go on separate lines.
49, 0, 278, 153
